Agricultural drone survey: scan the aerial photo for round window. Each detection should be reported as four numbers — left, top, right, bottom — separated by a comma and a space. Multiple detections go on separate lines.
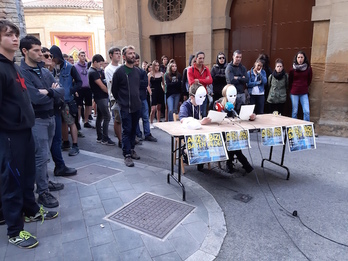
150, 0, 186, 22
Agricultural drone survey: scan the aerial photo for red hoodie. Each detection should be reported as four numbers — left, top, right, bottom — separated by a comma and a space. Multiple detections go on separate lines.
289, 66, 312, 95
187, 64, 213, 91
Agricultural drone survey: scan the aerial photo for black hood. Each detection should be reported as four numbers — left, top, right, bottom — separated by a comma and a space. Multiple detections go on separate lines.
50, 45, 64, 64
215, 52, 226, 67
188, 54, 195, 66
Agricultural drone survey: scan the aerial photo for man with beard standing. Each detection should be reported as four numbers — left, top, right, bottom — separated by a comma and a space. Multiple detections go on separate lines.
112, 46, 142, 167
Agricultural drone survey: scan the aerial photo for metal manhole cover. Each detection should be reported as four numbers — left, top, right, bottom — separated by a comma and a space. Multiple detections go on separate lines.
65, 164, 122, 185
105, 192, 195, 239
233, 193, 252, 203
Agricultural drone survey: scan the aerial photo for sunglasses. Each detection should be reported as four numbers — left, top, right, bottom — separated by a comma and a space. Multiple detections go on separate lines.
218, 57, 225, 60
43, 54, 53, 59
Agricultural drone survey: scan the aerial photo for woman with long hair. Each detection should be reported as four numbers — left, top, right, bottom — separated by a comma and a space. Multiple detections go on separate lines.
267, 58, 288, 115
148, 60, 165, 127
165, 62, 182, 121
289, 51, 312, 121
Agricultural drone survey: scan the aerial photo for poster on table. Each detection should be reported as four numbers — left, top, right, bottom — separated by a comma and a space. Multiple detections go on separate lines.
225, 129, 251, 151
184, 132, 228, 165
261, 126, 284, 146
286, 124, 316, 152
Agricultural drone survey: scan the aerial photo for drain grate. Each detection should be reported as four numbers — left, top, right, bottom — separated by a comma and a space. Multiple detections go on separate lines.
65, 164, 122, 185
105, 192, 195, 239
233, 193, 252, 203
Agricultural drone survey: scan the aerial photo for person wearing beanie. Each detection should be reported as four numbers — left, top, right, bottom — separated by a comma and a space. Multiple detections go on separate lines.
50, 45, 82, 156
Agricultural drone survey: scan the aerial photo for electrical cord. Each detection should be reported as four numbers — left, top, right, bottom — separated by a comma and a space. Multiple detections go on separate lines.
241, 120, 348, 249
233, 120, 311, 260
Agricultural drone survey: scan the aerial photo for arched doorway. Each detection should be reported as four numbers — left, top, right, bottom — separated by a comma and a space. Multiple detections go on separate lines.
228, 0, 315, 115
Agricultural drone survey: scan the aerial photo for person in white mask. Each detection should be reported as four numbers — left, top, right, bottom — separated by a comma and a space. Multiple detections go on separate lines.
214, 84, 254, 174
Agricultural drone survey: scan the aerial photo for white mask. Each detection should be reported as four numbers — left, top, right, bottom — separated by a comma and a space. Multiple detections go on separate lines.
226, 85, 237, 104
194, 86, 206, 106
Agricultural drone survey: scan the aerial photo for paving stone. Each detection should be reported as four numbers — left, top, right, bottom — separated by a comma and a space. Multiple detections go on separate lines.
168, 228, 200, 260
61, 219, 87, 243
118, 246, 152, 261
101, 197, 124, 214
34, 234, 63, 260
80, 195, 102, 211
36, 217, 62, 238
125, 173, 146, 184
141, 235, 175, 258
77, 185, 98, 198
62, 238, 93, 261
91, 242, 122, 261
183, 220, 209, 244
117, 190, 140, 204
152, 251, 183, 261
97, 186, 119, 201
83, 207, 106, 227
113, 228, 144, 252
59, 205, 84, 224
112, 180, 134, 192
87, 223, 115, 247
5, 249, 36, 260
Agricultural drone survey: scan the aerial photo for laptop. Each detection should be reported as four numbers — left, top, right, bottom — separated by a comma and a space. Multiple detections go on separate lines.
239, 105, 255, 120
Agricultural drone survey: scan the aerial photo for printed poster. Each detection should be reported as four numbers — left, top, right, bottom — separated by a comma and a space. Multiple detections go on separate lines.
261, 126, 284, 146
184, 132, 228, 165
286, 124, 316, 152
225, 129, 251, 151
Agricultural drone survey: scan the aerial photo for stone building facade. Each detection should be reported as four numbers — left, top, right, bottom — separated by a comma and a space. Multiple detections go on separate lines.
104, 0, 348, 137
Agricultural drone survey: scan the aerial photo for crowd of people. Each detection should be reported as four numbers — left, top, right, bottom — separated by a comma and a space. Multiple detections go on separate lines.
0, 18, 314, 249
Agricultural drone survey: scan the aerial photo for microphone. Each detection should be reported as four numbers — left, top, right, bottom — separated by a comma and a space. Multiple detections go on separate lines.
215, 102, 224, 112
225, 102, 239, 118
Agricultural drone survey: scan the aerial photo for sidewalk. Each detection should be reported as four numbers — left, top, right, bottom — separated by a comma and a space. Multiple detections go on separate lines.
0, 149, 226, 261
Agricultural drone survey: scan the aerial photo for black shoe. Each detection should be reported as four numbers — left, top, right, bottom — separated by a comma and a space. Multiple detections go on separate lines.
226, 163, 236, 174
197, 164, 204, 171
0, 212, 5, 225
48, 181, 64, 192
54, 165, 77, 176
69, 146, 79, 156
144, 134, 157, 142
101, 139, 116, 146
77, 131, 85, 138
61, 141, 70, 151
38, 192, 59, 208
8, 231, 38, 249
84, 122, 93, 128
118, 141, 122, 148
24, 205, 58, 223
135, 137, 142, 145
88, 115, 93, 121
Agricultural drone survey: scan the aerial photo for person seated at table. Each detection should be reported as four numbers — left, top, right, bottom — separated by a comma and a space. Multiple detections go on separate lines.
179, 83, 211, 170
214, 84, 254, 174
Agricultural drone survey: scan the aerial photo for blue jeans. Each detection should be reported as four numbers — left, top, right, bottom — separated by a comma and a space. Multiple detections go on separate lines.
136, 99, 150, 138
95, 98, 111, 141
167, 94, 180, 121
32, 117, 56, 195
120, 109, 141, 157
290, 94, 310, 121
250, 94, 265, 114
51, 111, 65, 169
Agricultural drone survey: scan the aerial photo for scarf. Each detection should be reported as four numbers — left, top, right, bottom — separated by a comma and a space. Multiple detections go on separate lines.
293, 63, 308, 71
272, 70, 285, 80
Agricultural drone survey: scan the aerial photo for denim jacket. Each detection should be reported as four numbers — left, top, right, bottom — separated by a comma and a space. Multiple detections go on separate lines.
247, 68, 267, 94
59, 61, 74, 102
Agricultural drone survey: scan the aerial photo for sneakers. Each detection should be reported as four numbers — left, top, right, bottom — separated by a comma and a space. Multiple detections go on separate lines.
77, 131, 85, 138
25, 205, 58, 223
96, 138, 102, 143
226, 162, 236, 174
197, 164, 204, 171
61, 141, 70, 151
69, 145, 79, 156
38, 192, 59, 208
8, 231, 38, 249
135, 137, 142, 145
144, 134, 157, 142
131, 150, 140, 160
88, 115, 93, 121
84, 122, 93, 128
48, 181, 64, 192
54, 165, 77, 176
124, 156, 134, 167
118, 140, 122, 148
150, 124, 154, 129
101, 139, 116, 146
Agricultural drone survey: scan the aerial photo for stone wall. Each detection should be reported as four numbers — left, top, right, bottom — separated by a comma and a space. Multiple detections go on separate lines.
0, 0, 26, 62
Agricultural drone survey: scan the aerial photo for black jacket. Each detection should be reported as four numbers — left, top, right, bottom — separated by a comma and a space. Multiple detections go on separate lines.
225, 62, 249, 94
111, 65, 141, 113
0, 54, 35, 131
137, 67, 148, 101
211, 63, 227, 97
20, 59, 64, 118
165, 72, 182, 98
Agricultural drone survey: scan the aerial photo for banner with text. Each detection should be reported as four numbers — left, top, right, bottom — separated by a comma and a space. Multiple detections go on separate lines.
261, 126, 284, 146
225, 129, 250, 151
286, 124, 316, 152
185, 132, 228, 165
